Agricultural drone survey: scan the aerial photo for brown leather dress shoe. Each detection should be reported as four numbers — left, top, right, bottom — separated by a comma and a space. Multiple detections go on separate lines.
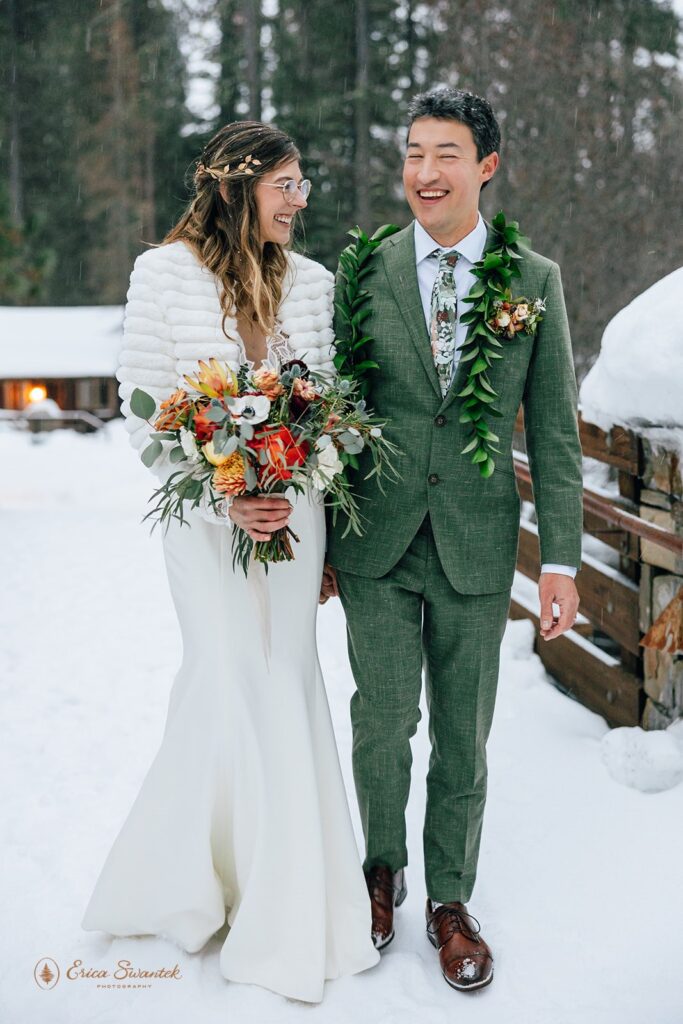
364, 865, 407, 950
425, 898, 494, 991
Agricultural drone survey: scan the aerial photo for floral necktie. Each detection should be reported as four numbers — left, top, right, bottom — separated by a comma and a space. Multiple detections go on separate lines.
429, 249, 460, 397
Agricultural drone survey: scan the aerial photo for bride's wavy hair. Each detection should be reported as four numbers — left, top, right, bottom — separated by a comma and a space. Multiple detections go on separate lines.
163, 121, 301, 339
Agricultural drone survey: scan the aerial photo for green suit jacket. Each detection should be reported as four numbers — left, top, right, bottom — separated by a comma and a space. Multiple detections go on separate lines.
326, 219, 583, 594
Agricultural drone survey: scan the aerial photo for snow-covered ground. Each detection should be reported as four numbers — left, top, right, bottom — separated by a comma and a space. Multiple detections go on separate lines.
2, 421, 682, 1024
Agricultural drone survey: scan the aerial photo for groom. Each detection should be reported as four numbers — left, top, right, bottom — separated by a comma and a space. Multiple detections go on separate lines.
323, 87, 583, 991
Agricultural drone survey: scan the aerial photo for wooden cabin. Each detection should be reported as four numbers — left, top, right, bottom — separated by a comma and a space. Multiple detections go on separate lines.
0, 306, 123, 420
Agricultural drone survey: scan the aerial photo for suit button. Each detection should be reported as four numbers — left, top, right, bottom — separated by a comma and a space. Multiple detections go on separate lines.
428, 473, 440, 485
435, 415, 447, 427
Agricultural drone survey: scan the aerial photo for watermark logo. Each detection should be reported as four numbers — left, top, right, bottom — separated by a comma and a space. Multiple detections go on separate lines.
33, 956, 183, 991
34, 958, 60, 989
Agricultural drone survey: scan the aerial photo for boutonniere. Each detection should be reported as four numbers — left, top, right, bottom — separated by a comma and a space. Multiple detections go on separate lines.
457, 211, 541, 478
488, 296, 545, 338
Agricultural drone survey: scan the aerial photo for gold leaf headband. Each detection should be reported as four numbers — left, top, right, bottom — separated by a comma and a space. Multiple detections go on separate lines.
195, 153, 263, 183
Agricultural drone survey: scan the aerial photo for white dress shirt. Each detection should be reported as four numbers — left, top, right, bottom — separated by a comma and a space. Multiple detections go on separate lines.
413, 214, 577, 581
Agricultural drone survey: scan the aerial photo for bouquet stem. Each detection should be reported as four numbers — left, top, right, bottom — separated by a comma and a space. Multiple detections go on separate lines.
253, 525, 301, 564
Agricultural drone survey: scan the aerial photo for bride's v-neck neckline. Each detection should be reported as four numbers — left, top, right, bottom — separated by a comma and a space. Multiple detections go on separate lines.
235, 321, 295, 371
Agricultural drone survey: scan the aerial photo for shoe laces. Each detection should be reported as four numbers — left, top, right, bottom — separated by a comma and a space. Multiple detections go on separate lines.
427, 903, 482, 945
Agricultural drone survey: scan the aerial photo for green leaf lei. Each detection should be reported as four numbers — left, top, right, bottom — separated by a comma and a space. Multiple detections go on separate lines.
334, 223, 401, 397
333, 214, 534, 480
457, 210, 532, 479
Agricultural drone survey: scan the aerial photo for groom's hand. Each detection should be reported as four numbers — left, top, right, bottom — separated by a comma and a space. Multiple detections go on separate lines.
229, 495, 292, 542
538, 573, 579, 641
319, 563, 339, 604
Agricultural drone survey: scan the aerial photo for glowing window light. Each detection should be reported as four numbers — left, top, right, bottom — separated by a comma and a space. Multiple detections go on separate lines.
28, 384, 48, 403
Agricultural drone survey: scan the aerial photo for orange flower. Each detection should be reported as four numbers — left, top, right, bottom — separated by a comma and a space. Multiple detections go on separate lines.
248, 425, 309, 483
184, 358, 238, 399
193, 403, 219, 442
212, 451, 247, 496
252, 367, 284, 400
154, 389, 191, 431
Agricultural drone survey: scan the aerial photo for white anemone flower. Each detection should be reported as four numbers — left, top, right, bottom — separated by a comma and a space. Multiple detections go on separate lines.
228, 395, 271, 425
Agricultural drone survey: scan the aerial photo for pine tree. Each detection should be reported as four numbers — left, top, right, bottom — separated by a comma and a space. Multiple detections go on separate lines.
0, 0, 190, 305
434, 0, 683, 370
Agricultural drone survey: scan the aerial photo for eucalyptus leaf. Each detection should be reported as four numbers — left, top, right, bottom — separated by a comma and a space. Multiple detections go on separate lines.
344, 438, 365, 455
130, 388, 156, 421
205, 405, 229, 423
184, 478, 203, 500
169, 445, 187, 463
141, 439, 163, 467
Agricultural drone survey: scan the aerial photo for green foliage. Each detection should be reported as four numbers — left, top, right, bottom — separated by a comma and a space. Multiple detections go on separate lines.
0, 0, 190, 305
0, 187, 55, 302
141, 439, 163, 467
130, 387, 156, 420
2, 0, 682, 373
457, 212, 534, 479
334, 223, 400, 396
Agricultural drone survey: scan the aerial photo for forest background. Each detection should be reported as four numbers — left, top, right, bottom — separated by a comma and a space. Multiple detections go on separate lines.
2, 0, 682, 374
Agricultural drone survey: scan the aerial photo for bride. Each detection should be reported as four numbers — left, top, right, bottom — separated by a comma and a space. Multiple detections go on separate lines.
81, 120, 379, 1002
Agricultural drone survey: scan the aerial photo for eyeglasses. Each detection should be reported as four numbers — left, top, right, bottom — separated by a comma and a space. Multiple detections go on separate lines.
259, 178, 312, 204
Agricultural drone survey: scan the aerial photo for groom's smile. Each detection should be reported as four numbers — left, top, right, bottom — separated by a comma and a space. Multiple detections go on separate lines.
416, 189, 450, 204
403, 117, 498, 246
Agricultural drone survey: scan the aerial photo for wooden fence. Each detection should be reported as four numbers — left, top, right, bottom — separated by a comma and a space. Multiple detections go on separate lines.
510, 410, 683, 729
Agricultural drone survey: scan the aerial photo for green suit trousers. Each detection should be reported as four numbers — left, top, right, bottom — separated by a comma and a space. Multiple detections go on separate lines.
337, 514, 511, 903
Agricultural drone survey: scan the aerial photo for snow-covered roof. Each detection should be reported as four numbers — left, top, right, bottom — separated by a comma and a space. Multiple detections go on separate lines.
580, 267, 683, 431
0, 306, 123, 379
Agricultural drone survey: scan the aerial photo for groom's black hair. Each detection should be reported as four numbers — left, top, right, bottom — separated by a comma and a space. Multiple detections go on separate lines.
407, 87, 501, 188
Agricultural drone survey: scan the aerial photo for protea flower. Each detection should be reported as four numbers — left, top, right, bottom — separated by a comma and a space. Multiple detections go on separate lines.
184, 358, 238, 399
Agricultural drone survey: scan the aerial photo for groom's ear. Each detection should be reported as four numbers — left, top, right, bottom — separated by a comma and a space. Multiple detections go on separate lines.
480, 151, 499, 187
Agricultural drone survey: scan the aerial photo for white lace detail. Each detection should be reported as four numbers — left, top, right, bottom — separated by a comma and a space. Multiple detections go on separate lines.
236, 323, 296, 372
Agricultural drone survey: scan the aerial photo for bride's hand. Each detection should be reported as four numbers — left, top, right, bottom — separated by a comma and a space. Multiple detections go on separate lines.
229, 495, 292, 542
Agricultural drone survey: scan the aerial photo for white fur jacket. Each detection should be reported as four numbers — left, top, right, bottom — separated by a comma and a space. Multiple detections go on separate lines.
117, 240, 336, 512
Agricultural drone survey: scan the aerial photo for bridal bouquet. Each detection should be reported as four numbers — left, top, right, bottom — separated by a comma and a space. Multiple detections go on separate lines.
130, 358, 397, 574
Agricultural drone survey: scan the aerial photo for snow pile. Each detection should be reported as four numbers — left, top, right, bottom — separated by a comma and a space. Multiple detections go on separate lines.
24, 397, 63, 420
579, 266, 683, 433
601, 721, 683, 793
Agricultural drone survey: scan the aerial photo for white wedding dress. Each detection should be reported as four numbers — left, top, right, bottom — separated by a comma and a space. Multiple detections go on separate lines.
81, 334, 379, 1003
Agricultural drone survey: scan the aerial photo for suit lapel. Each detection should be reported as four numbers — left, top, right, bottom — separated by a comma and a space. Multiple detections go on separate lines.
380, 223, 442, 400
